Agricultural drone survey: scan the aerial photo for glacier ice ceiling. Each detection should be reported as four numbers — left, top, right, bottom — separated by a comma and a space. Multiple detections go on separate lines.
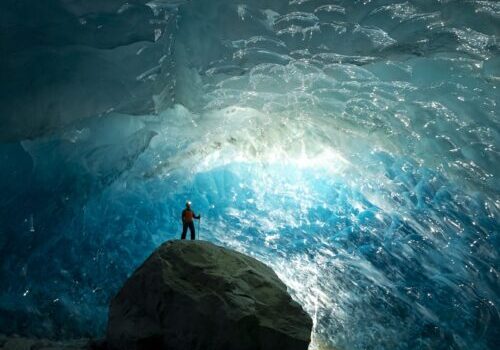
0, 0, 499, 348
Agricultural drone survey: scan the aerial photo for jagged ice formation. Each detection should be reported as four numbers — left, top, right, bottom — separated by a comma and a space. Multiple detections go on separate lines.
0, 0, 499, 349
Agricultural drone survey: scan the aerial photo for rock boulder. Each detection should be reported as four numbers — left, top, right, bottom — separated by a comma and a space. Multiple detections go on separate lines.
107, 240, 312, 350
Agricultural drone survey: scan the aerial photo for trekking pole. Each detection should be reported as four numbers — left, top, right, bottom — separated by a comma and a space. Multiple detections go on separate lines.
198, 217, 201, 240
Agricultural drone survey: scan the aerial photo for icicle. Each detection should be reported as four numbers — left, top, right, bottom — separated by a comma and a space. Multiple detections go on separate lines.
29, 214, 35, 233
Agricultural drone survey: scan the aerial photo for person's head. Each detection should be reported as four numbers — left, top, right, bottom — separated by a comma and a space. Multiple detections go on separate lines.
186, 201, 191, 209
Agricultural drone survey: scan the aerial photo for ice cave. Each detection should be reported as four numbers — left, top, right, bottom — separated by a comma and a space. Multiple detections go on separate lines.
0, 0, 499, 349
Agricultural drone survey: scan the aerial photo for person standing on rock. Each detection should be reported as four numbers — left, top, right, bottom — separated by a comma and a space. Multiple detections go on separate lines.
181, 201, 201, 240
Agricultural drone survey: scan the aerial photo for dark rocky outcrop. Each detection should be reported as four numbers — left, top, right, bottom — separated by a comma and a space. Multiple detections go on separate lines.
0, 334, 104, 350
107, 240, 312, 350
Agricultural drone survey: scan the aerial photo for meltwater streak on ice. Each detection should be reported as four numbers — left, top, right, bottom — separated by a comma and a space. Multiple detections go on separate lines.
0, 0, 499, 349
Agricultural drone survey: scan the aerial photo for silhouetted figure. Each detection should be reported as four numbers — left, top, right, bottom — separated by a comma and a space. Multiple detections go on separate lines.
181, 201, 200, 240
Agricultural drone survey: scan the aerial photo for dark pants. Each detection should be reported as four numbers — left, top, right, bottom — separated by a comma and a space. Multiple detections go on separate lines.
181, 221, 196, 240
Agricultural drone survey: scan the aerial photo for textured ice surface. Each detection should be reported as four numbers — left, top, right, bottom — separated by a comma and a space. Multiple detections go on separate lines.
0, 0, 499, 349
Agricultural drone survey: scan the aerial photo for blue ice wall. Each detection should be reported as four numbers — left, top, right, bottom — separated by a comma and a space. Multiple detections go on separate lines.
0, 0, 499, 349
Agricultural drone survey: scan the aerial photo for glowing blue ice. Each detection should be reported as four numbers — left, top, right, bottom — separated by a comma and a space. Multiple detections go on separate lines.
0, 0, 499, 348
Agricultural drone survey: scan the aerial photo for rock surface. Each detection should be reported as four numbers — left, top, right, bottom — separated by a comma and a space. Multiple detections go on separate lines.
107, 240, 312, 350
0, 334, 102, 350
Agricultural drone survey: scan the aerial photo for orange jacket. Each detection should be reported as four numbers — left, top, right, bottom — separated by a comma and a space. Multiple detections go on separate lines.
182, 209, 200, 223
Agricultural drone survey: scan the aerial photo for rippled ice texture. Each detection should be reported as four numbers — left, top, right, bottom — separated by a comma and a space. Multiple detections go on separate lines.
0, 0, 499, 349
